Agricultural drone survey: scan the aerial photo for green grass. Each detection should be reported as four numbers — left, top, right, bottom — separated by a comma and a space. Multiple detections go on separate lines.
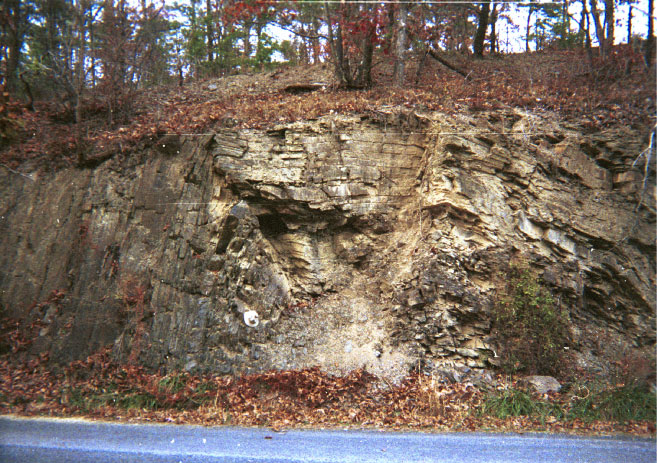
492, 265, 570, 376
479, 387, 564, 422
480, 382, 657, 425
63, 372, 211, 412
194, 380, 216, 395
117, 392, 159, 410
66, 387, 160, 411
569, 383, 656, 423
158, 373, 188, 394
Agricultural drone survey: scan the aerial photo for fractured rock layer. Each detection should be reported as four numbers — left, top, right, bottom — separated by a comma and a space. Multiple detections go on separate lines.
0, 109, 654, 380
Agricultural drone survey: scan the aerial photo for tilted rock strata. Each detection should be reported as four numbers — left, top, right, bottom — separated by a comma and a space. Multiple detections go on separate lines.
0, 109, 653, 380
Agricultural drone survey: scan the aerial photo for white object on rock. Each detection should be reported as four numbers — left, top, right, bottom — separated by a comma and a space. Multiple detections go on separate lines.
243, 310, 259, 327
344, 340, 353, 353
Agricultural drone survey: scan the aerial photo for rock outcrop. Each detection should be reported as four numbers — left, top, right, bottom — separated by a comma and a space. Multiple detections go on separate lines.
1, 108, 654, 381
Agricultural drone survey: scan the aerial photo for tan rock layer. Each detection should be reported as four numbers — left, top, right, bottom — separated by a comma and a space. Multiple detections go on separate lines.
0, 108, 653, 380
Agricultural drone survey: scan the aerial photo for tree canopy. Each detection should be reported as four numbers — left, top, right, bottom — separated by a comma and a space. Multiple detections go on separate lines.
2, 1, 653, 93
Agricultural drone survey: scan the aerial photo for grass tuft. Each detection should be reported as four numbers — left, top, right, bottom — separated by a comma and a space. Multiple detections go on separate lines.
569, 383, 656, 423
158, 372, 188, 394
479, 387, 564, 422
118, 392, 159, 411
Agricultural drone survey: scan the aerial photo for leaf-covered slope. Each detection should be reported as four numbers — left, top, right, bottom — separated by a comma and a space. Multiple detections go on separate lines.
1, 49, 654, 171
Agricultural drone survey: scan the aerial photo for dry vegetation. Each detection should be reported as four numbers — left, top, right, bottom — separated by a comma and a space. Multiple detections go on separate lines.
0, 329, 654, 437
1, 48, 654, 171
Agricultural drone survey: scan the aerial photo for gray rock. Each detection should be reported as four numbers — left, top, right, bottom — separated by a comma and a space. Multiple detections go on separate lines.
184, 360, 197, 372
0, 110, 652, 384
229, 201, 250, 219
434, 369, 459, 384
519, 375, 562, 394
251, 347, 261, 360
468, 370, 497, 389
456, 348, 479, 358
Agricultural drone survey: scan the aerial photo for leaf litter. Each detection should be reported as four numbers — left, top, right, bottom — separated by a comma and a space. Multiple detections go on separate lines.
0, 342, 653, 437
1, 50, 654, 170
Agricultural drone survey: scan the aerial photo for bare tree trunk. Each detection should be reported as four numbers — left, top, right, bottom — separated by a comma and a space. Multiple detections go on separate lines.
90, 20, 96, 88
74, 1, 88, 165
393, 2, 408, 86
301, 35, 310, 64
256, 21, 264, 69
627, 4, 632, 43
473, 1, 491, 57
584, 0, 594, 66
578, 3, 586, 47
206, 0, 214, 63
562, 0, 570, 45
175, 41, 184, 87
355, 32, 373, 87
589, 0, 606, 56
489, 2, 499, 54
188, 0, 198, 76
604, 0, 614, 49
19, 72, 34, 111
324, 2, 349, 86
428, 47, 470, 79
414, 50, 429, 85
526, 5, 534, 52
243, 22, 252, 59
647, 0, 655, 68
5, 0, 23, 94
74, 0, 88, 124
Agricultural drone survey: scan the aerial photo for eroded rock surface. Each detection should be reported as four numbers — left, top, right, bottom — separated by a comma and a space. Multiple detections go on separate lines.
0, 108, 654, 381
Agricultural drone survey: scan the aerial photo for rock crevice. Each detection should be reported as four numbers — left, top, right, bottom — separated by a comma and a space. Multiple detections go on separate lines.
1, 109, 654, 380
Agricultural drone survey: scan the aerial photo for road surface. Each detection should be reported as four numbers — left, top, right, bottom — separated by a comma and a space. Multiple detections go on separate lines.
0, 416, 654, 462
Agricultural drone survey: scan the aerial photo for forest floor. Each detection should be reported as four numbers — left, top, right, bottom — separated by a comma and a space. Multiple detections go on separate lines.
1, 47, 655, 171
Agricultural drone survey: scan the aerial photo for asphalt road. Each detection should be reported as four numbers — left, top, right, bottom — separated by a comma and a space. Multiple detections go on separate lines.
0, 416, 655, 463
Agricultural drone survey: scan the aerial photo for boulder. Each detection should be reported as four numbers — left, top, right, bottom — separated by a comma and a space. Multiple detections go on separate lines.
519, 375, 561, 394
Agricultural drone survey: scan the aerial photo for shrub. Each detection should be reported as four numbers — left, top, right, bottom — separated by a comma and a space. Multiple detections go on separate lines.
609, 351, 656, 392
0, 91, 25, 149
491, 264, 570, 377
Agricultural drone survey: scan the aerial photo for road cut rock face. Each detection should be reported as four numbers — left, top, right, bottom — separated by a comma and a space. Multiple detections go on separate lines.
1, 108, 654, 381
